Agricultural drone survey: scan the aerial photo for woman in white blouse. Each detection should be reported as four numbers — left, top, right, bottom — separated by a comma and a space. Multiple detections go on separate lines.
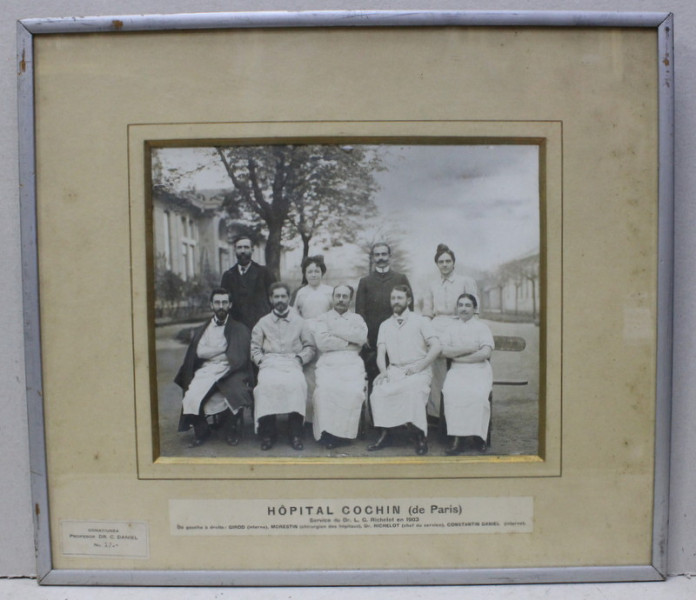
293, 255, 333, 319
422, 244, 478, 421
292, 255, 333, 422
441, 293, 495, 454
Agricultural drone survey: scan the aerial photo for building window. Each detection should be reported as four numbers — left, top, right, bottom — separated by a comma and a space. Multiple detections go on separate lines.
163, 211, 172, 270
188, 244, 195, 279
180, 215, 197, 280
181, 243, 188, 280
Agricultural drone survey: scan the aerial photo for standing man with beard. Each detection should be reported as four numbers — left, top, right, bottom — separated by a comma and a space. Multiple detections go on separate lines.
367, 285, 440, 455
251, 283, 315, 451
220, 236, 276, 332
355, 243, 413, 390
176, 288, 253, 448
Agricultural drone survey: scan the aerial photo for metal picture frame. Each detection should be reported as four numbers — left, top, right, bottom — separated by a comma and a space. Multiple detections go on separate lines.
18, 10, 673, 585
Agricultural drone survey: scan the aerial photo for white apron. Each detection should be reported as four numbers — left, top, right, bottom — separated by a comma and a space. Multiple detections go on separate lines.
182, 361, 230, 416
370, 365, 432, 434
253, 354, 307, 432
442, 361, 492, 438
312, 351, 366, 440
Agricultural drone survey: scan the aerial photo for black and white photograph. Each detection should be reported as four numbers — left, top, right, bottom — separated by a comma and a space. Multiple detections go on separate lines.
150, 142, 541, 459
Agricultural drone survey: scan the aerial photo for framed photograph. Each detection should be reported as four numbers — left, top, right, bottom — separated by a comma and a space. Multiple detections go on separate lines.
19, 10, 673, 585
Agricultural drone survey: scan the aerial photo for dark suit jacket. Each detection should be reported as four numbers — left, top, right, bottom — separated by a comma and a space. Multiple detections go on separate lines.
355, 270, 413, 350
220, 261, 275, 331
175, 318, 253, 431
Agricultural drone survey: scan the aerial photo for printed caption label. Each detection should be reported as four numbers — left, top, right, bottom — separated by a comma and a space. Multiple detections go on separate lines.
170, 497, 533, 536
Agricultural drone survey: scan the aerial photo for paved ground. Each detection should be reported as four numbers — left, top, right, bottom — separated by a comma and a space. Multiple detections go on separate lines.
155, 319, 539, 459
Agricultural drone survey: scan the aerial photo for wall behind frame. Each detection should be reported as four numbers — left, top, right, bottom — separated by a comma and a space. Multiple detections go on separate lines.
2, 0, 696, 590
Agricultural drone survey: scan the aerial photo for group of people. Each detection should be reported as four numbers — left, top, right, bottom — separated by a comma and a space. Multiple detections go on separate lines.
175, 236, 495, 456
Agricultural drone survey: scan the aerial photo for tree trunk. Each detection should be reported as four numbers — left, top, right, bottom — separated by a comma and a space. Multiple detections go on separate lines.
301, 235, 311, 263
265, 221, 283, 280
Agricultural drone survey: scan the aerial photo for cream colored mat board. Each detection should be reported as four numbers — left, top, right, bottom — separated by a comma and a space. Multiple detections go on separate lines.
25, 18, 666, 580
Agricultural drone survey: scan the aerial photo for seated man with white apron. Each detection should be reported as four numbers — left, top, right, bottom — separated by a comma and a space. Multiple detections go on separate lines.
176, 288, 253, 448
368, 284, 441, 456
311, 284, 368, 449
250, 282, 315, 451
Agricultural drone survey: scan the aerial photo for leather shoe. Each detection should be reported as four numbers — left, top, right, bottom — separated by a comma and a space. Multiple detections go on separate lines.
367, 431, 391, 451
188, 429, 210, 448
321, 432, 338, 449
445, 436, 461, 456
260, 437, 274, 451
477, 438, 488, 453
225, 431, 240, 446
415, 438, 428, 456
289, 436, 304, 451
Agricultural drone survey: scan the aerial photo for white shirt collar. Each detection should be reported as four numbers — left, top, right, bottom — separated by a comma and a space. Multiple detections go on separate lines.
272, 310, 291, 322
212, 315, 228, 327
392, 308, 410, 324
375, 266, 390, 274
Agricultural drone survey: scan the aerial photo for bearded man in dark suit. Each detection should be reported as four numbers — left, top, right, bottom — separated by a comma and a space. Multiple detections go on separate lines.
176, 288, 253, 447
220, 236, 276, 331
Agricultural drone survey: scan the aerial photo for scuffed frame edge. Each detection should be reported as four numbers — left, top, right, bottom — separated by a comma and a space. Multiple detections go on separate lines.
653, 11, 674, 580
17, 9, 673, 586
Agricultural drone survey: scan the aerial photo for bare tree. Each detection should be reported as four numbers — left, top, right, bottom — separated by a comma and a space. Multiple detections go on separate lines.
215, 144, 382, 279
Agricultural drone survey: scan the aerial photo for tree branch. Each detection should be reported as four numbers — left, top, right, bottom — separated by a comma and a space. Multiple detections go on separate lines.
215, 147, 268, 218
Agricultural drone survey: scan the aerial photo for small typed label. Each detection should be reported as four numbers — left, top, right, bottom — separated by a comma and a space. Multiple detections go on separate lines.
61, 520, 149, 558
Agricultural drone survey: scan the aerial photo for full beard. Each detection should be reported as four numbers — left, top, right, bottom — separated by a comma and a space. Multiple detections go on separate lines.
392, 304, 406, 315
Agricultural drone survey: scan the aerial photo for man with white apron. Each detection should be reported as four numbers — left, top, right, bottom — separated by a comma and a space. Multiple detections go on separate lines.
250, 282, 315, 451
368, 284, 441, 456
311, 284, 368, 449
176, 288, 253, 447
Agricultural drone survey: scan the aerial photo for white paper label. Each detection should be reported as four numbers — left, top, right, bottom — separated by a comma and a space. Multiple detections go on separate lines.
170, 497, 533, 536
61, 520, 149, 558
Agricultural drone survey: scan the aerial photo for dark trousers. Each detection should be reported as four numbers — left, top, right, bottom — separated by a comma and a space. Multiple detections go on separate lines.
257, 412, 303, 440
360, 348, 380, 397
191, 408, 243, 441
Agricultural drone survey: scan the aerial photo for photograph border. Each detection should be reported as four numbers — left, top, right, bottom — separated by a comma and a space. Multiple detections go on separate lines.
18, 10, 674, 585
131, 122, 560, 481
